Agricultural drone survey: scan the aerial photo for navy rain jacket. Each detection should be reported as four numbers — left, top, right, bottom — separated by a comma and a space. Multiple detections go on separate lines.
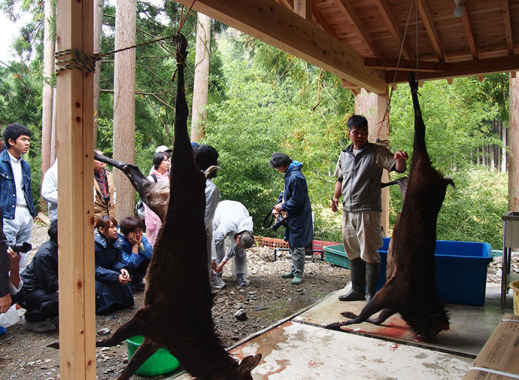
279, 161, 313, 248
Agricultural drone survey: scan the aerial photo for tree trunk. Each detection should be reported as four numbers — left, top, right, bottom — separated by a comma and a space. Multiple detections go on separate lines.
41, 0, 55, 192
502, 121, 508, 173
50, 86, 57, 164
191, 12, 211, 142
113, 0, 136, 220
93, 0, 105, 147
509, 73, 519, 211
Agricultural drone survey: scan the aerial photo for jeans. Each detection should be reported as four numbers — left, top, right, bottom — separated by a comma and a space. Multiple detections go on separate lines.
289, 247, 305, 276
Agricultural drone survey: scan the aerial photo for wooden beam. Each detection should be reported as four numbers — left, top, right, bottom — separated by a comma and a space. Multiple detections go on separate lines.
461, 4, 478, 60
55, 0, 96, 379
365, 58, 442, 72
312, 2, 342, 37
504, 0, 514, 54
334, 0, 378, 57
294, 0, 311, 20
387, 54, 519, 82
373, 0, 410, 60
416, 0, 444, 61
175, 0, 387, 93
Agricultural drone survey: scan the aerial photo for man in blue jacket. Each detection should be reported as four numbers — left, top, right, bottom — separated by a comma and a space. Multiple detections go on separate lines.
270, 152, 313, 285
0, 124, 35, 272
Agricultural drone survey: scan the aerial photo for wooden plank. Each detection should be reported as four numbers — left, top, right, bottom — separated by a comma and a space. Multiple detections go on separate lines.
364, 58, 442, 72
503, 0, 514, 54
462, 4, 479, 59
334, 0, 377, 57
372, 0, 410, 60
387, 54, 519, 82
174, 0, 387, 93
55, 0, 96, 379
294, 0, 312, 20
463, 314, 519, 379
417, 0, 444, 61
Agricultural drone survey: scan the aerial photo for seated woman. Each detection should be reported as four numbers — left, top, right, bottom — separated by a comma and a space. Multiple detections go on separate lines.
116, 216, 153, 292
94, 215, 134, 315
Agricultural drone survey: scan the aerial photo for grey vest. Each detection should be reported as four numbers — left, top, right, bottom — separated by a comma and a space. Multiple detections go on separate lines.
336, 143, 393, 212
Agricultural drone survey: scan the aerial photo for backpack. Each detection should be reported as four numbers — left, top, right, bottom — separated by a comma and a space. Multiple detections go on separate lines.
135, 174, 157, 218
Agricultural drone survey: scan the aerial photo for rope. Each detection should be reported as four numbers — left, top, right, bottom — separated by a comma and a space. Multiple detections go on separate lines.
55, 0, 199, 75
377, 0, 415, 133
177, 0, 198, 34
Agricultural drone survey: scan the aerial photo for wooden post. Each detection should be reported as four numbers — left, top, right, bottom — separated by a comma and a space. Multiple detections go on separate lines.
354, 88, 392, 236
55, 0, 96, 379
113, 0, 136, 220
509, 72, 519, 211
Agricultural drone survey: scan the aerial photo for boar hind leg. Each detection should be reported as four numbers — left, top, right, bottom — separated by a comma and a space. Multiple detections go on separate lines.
341, 308, 396, 326
327, 289, 393, 330
117, 339, 159, 380
97, 309, 150, 347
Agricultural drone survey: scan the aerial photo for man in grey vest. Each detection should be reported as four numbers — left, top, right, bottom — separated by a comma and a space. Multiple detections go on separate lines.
331, 115, 408, 302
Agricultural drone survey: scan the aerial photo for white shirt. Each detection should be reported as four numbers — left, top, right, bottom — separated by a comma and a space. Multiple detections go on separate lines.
212, 200, 253, 245
7, 151, 27, 207
41, 159, 58, 221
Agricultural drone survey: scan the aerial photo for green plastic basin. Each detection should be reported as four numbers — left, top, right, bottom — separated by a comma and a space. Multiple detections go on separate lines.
126, 336, 180, 377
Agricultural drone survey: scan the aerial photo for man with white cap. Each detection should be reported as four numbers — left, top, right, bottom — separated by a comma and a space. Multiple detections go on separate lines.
155, 145, 172, 155
212, 200, 254, 287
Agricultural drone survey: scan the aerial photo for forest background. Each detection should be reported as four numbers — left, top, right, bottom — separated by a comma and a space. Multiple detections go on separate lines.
0, 0, 509, 249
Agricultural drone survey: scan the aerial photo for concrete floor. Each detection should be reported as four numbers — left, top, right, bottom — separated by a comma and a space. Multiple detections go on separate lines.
167, 284, 513, 379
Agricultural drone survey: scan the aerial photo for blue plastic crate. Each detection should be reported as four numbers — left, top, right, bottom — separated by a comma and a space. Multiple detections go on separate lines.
377, 237, 492, 306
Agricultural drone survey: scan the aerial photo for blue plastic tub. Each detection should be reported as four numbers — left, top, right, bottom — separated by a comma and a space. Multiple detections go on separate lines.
377, 238, 492, 306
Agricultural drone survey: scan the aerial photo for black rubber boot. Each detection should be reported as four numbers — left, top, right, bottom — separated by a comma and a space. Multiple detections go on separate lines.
338, 259, 365, 301
365, 262, 380, 302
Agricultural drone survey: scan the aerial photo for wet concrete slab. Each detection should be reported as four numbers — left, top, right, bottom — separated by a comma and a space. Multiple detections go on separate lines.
293, 285, 506, 357
167, 285, 509, 379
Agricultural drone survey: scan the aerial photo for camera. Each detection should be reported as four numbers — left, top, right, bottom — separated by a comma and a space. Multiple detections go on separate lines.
271, 216, 287, 231
10, 242, 32, 253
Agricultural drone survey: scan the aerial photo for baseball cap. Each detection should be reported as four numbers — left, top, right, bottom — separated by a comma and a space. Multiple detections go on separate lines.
155, 145, 172, 154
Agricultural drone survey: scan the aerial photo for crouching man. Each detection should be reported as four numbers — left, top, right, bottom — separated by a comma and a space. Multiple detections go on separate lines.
212, 200, 255, 288
16, 220, 59, 332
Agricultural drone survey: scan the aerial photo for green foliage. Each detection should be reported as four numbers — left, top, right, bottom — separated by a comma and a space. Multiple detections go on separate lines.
0, 2, 510, 248
205, 35, 353, 237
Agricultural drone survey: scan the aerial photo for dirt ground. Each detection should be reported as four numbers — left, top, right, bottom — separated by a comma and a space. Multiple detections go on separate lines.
0, 222, 348, 379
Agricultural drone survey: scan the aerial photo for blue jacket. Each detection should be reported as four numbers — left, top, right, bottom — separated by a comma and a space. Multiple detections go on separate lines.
279, 161, 313, 248
0, 149, 35, 219
115, 234, 153, 273
94, 230, 127, 283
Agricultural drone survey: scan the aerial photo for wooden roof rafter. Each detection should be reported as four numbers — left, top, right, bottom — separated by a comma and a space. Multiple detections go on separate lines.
416, 0, 445, 62
503, 0, 514, 54
294, 0, 312, 20
334, 0, 379, 57
373, 0, 411, 60
460, 3, 479, 60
